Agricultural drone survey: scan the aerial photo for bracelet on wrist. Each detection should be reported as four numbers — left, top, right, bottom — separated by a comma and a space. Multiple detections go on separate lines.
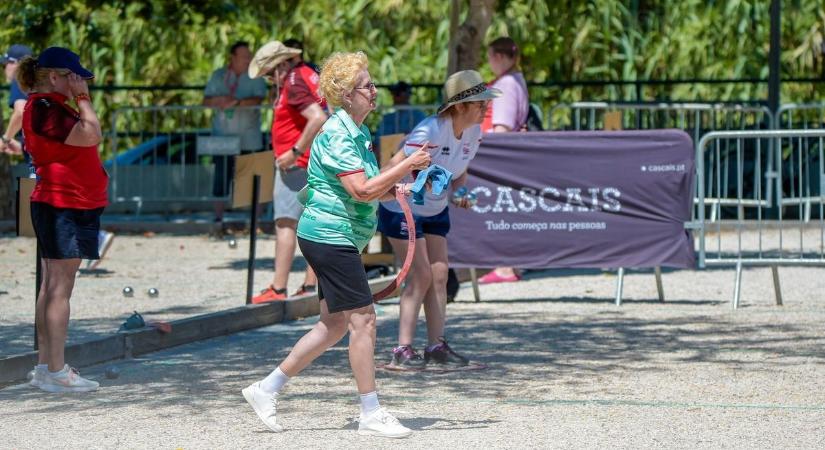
0, 136, 9, 144
291, 146, 304, 156
74, 93, 91, 103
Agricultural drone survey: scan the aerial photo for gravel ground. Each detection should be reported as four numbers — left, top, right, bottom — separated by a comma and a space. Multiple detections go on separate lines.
1, 232, 313, 356
1, 230, 825, 448
2, 227, 824, 356
1, 286, 824, 448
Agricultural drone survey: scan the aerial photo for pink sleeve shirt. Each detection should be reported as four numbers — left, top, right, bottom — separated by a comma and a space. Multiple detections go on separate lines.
490, 72, 529, 131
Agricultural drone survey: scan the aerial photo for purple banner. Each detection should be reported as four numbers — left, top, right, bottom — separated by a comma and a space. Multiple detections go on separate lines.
448, 130, 695, 269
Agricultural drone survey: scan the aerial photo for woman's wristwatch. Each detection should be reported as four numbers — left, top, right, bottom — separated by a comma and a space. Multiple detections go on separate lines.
291, 146, 304, 156
0, 135, 9, 145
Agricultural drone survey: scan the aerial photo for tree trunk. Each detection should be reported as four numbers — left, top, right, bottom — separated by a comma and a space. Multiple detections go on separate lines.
447, 0, 496, 76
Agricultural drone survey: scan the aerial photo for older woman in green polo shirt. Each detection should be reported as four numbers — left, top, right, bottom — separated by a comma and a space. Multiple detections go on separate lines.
242, 51, 430, 439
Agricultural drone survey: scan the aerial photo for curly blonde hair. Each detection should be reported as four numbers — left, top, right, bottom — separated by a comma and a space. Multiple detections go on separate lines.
318, 51, 368, 107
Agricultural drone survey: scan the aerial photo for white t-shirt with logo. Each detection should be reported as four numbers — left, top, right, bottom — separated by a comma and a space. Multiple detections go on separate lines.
381, 115, 482, 217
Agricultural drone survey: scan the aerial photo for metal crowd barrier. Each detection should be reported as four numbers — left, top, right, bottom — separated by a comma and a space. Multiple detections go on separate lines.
370, 104, 438, 138
106, 104, 436, 214
775, 104, 825, 221
106, 105, 272, 214
548, 102, 776, 222
695, 129, 825, 308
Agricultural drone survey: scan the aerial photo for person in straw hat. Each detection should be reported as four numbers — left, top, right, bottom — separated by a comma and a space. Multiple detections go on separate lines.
242, 51, 430, 438
249, 40, 328, 303
377, 70, 501, 370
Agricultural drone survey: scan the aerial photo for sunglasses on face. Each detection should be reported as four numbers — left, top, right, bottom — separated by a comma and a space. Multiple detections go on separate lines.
354, 81, 376, 91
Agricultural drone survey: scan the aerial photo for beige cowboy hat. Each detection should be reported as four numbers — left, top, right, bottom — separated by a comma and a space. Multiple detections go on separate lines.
437, 70, 502, 114
248, 41, 302, 79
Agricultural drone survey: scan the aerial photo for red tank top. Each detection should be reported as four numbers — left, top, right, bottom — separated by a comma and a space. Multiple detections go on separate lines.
23, 92, 108, 209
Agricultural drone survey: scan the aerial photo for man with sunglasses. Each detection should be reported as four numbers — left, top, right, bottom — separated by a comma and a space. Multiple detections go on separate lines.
249, 40, 328, 303
203, 41, 268, 224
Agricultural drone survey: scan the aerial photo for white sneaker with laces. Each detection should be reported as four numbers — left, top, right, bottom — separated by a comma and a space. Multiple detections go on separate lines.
358, 407, 412, 438
242, 382, 283, 432
29, 366, 47, 388
39, 365, 99, 393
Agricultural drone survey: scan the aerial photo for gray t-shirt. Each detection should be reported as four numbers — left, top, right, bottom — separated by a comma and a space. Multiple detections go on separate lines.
204, 67, 268, 151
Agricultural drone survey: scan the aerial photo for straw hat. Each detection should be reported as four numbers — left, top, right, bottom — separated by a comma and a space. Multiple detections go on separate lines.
248, 41, 302, 79
437, 70, 501, 114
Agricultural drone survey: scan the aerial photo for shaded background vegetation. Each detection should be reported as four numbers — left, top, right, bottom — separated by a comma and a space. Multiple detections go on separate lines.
0, 0, 823, 133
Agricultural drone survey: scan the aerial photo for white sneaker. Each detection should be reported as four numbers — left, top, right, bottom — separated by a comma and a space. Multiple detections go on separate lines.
39, 365, 99, 393
29, 366, 47, 387
242, 382, 283, 432
358, 407, 412, 438
88, 231, 115, 270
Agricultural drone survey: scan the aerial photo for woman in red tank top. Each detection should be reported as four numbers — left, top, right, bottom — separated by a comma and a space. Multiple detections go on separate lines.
17, 47, 106, 393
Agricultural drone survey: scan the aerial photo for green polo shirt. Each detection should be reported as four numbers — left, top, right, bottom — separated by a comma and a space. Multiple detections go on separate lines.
297, 109, 380, 251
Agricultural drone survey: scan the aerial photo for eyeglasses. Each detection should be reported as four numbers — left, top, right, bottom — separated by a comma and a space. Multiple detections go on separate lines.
354, 82, 376, 91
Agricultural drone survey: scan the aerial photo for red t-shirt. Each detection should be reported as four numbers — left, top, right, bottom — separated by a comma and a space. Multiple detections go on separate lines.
272, 63, 325, 168
23, 92, 108, 209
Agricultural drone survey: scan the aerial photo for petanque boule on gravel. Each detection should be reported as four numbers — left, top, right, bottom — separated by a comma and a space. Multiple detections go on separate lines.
104, 366, 120, 379
147, 288, 159, 298
228, 238, 237, 249
122, 286, 134, 297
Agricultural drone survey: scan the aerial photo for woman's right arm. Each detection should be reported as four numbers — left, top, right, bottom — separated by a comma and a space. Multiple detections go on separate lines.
339, 149, 430, 203
64, 74, 102, 147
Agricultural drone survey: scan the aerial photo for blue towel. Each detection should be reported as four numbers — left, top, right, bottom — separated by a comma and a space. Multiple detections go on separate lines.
409, 164, 453, 205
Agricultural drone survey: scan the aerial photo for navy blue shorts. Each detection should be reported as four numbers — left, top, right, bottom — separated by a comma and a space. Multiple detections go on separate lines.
377, 204, 450, 239
31, 202, 103, 260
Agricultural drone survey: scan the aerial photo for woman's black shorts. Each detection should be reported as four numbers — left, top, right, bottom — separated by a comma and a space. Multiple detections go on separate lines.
298, 237, 374, 313
31, 201, 103, 260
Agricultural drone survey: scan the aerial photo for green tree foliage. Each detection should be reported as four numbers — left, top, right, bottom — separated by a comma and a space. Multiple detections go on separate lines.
0, 0, 823, 133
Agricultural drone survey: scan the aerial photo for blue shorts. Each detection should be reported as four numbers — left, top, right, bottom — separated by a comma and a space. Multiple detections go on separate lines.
377, 204, 450, 239
31, 202, 103, 260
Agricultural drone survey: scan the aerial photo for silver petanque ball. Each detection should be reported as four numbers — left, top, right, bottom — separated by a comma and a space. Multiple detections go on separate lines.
228, 238, 237, 249
465, 192, 478, 206
452, 186, 468, 204
104, 366, 120, 379
122, 286, 134, 297
26, 370, 35, 382
147, 288, 159, 298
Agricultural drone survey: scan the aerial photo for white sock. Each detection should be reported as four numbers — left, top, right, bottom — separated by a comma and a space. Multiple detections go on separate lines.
360, 391, 380, 416
49, 365, 67, 375
260, 367, 289, 394
36, 364, 48, 371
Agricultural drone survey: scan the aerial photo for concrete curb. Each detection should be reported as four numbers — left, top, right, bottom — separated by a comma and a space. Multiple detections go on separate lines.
0, 276, 393, 385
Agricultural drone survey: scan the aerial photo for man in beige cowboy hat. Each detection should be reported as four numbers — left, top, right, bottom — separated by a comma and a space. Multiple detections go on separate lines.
250, 40, 328, 303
